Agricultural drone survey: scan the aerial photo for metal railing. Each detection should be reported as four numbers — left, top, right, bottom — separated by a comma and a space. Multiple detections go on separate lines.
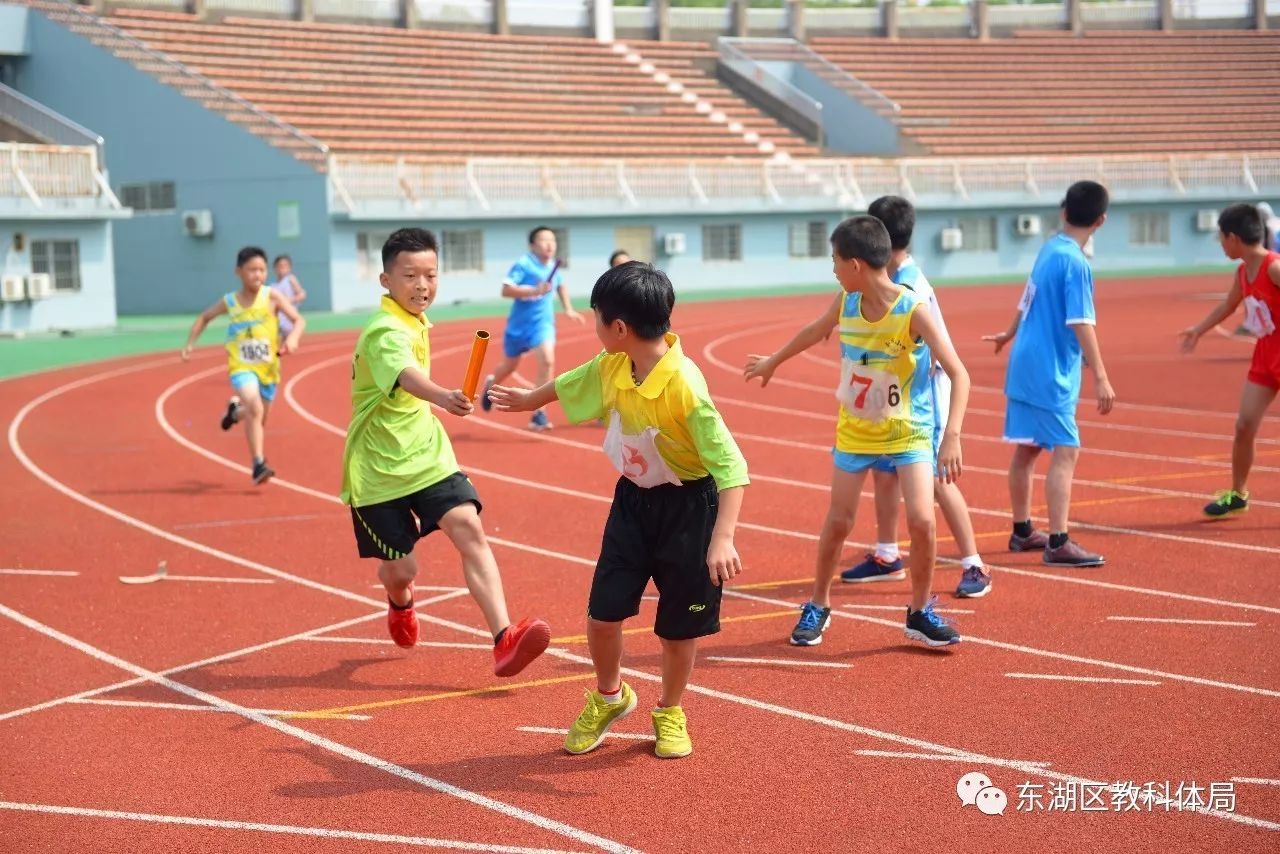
720, 37, 901, 119
0, 142, 122, 209
717, 38, 823, 134
328, 151, 1280, 216
0, 81, 105, 161
24, 0, 329, 170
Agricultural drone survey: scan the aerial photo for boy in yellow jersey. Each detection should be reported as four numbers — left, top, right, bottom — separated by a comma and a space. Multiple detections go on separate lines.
341, 228, 551, 676
744, 216, 971, 648
182, 246, 304, 485
489, 261, 748, 759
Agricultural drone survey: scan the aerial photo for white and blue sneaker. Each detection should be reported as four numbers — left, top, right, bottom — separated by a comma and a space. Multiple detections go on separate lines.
789, 601, 832, 646
954, 565, 992, 599
529, 410, 552, 431
841, 553, 906, 583
905, 598, 960, 647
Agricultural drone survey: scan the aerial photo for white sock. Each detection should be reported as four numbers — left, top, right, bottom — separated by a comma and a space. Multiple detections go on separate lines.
599, 687, 622, 704
961, 555, 983, 570
875, 542, 900, 562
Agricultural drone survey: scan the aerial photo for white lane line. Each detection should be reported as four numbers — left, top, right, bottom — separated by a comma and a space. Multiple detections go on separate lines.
1004, 673, 1162, 686
727, 588, 1280, 699
516, 726, 654, 742
706, 656, 851, 669
0, 801, 591, 853
69, 698, 373, 720
854, 749, 1051, 767
0, 601, 634, 854
370, 584, 468, 592
157, 575, 275, 585
1232, 778, 1280, 787
173, 513, 329, 530
1106, 616, 1256, 627
304, 637, 493, 650
0, 568, 78, 577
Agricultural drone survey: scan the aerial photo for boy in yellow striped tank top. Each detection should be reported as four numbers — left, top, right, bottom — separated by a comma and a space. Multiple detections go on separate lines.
182, 246, 304, 485
744, 216, 971, 648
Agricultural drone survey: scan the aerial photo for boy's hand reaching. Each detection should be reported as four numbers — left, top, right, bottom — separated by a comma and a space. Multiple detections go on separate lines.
982, 331, 1014, 354
486, 384, 534, 412
706, 534, 741, 587
435, 388, 475, 417
936, 432, 963, 484
743, 354, 777, 387
565, 309, 586, 325
1178, 326, 1201, 354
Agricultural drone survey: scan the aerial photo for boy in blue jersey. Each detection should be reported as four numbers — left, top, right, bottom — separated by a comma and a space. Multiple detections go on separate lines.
481, 226, 584, 430
746, 216, 971, 649
984, 180, 1116, 568
842, 196, 990, 598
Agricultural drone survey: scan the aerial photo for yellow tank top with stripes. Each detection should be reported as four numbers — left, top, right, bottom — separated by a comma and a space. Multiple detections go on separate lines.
835, 288, 934, 455
224, 287, 280, 385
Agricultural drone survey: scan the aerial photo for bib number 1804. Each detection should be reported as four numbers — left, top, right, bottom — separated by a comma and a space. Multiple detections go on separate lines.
238, 339, 271, 364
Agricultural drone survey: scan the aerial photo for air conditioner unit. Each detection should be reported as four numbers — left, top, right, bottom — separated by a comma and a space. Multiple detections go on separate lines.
662, 232, 686, 256
1195, 209, 1219, 233
940, 227, 964, 252
183, 209, 214, 237
25, 272, 53, 299
1015, 214, 1042, 237
1, 274, 24, 302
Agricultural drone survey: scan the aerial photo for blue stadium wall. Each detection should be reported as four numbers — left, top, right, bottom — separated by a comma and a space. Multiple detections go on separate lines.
11, 8, 332, 316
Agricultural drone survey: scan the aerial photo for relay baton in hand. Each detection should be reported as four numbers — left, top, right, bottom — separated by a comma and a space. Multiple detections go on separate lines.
462, 331, 490, 400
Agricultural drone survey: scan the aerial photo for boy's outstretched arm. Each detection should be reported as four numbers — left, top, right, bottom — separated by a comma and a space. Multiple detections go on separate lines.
1179, 276, 1244, 353
912, 308, 970, 484
488, 379, 559, 413
396, 366, 475, 417
556, 284, 584, 324
180, 299, 229, 360
982, 312, 1022, 354
269, 289, 306, 355
743, 292, 842, 386
1071, 323, 1115, 415
502, 281, 550, 300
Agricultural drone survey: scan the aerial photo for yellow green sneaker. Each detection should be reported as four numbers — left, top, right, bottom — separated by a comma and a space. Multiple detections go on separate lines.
563, 684, 637, 755
651, 705, 692, 759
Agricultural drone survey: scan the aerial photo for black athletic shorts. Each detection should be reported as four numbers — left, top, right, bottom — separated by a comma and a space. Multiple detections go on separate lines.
350, 471, 481, 560
589, 475, 721, 640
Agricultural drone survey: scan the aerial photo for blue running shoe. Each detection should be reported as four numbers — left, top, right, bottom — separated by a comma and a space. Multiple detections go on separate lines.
480, 376, 494, 412
529, 410, 552, 431
905, 597, 960, 647
789, 601, 832, 646
841, 553, 905, 584
954, 565, 992, 599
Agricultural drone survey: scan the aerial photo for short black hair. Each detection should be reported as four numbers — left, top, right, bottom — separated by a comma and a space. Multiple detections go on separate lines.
236, 246, 267, 267
528, 225, 555, 245
609, 249, 631, 266
590, 261, 675, 341
830, 216, 891, 268
273, 254, 291, 266
1218, 203, 1264, 245
1062, 181, 1109, 228
867, 195, 915, 251
381, 227, 438, 271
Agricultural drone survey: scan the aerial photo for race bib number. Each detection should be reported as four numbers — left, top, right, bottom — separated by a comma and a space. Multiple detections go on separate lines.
837, 358, 903, 423
238, 338, 272, 364
1242, 295, 1276, 338
1017, 277, 1037, 315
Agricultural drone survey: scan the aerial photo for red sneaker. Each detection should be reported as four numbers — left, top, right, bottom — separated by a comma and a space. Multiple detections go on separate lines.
493, 617, 551, 677
387, 592, 419, 648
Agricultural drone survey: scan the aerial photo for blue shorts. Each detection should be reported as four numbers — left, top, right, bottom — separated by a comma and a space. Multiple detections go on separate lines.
229, 370, 277, 402
1004, 399, 1078, 450
833, 447, 934, 475
503, 325, 554, 358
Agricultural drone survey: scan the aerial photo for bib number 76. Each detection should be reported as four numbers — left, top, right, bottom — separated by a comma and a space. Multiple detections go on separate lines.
838, 360, 903, 422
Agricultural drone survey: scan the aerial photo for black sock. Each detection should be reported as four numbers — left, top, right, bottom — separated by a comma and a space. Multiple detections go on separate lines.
1048, 532, 1069, 549
494, 627, 508, 646
388, 596, 414, 611
1013, 520, 1033, 538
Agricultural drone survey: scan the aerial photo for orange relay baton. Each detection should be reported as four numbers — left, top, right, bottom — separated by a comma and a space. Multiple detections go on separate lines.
462, 331, 490, 400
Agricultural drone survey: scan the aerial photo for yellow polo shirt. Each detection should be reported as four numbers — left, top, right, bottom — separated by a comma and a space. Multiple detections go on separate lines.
554, 333, 749, 491
340, 296, 459, 507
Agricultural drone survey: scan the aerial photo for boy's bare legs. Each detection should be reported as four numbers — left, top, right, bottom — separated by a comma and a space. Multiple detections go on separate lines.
378, 554, 417, 607
587, 618, 625, 693
1008, 443, 1041, 524
896, 462, 937, 612
483, 353, 522, 401
1233, 381, 1278, 493
871, 468, 900, 551
438, 503, 511, 636
658, 638, 696, 708
238, 385, 266, 462
1045, 445, 1081, 535
811, 467, 869, 607
935, 480, 979, 560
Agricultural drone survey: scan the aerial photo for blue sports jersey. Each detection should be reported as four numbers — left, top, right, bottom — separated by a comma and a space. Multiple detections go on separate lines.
1005, 233, 1097, 413
504, 252, 563, 338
